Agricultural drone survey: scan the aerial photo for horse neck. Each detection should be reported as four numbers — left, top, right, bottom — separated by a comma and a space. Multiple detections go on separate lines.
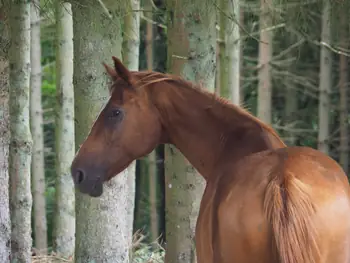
148, 79, 285, 181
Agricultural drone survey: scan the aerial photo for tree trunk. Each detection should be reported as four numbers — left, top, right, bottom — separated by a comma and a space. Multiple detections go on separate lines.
53, 1, 75, 259
338, 5, 348, 173
317, 0, 332, 154
284, 82, 297, 146
227, 0, 240, 105
0, 2, 11, 262
144, 0, 160, 245
239, 4, 244, 103
72, 1, 130, 262
215, 38, 221, 95
8, 1, 33, 262
30, 0, 47, 254
284, 34, 298, 146
257, 0, 272, 124
165, 0, 216, 261
218, 0, 240, 104
122, 0, 140, 248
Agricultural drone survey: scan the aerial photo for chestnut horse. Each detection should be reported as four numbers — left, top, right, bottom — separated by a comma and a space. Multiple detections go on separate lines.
71, 56, 350, 263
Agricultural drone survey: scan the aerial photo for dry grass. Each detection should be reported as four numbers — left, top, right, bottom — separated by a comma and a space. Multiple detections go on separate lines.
31, 230, 165, 263
32, 254, 72, 263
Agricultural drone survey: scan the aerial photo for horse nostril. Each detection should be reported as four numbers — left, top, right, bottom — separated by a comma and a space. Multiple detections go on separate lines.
76, 169, 85, 184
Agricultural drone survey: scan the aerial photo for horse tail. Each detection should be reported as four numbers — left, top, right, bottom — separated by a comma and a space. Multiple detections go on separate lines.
264, 171, 320, 263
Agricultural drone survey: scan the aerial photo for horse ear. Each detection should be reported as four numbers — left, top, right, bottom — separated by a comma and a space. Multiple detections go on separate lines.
103, 62, 118, 80
112, 56, 132, 85
102, 63, 118, 95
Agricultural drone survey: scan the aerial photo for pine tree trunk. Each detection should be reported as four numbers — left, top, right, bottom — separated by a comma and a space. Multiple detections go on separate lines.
30, 0, 47, 253
218, 0, 240, 104
218, 0, 228, 98
239, 4, 244, 103
8, 1, 33, 262
284, 34, 298, 146
338, 5, 348, 173
317, 0, 332, 154
123, 0, 140, 70
257, 0, 272, 124
144, 0, 160, 245
165, 0, 216, 262
215, 37, 221, 95
53, 1, 75, 259
285, 82, 297, 145
227, 0, 240, 105
73, 1, 130, 262
122, 0, 140, 248
0, 3, 11, 262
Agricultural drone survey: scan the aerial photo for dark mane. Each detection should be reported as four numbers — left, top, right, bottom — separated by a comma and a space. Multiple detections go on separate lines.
132, 70, 286, 147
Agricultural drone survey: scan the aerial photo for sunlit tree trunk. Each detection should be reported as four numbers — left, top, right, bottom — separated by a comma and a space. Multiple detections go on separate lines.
0, 3, 11, 262
166, 0, 216, 262
53, 1, 75, 259
73, 1, 130, 262
218, 0, 240, 104
122, 0, 139, 248
8, 1, 33, 262
317, 0, 332, 154
257, 0, 272, 124
338, 4, 348, 173
30, 0, 47, 253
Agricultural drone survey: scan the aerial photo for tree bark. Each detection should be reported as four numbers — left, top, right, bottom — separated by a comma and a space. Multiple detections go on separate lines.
284, 34, 298, 146
317, 0, 332, 154
0, 2, 11, 262
227, 0, 240, 105
30, 0, 48, 253
8, 1, 33, 262
165, 0, 216, 262
338, 4, 348, 173
218, 0, 240, 104
53, 1, 75, 259
73, 1, 130, 262
122, 0, 140, 249
284, 82, 297, 145
257, 0, 272, 124
143, 0, 160, 246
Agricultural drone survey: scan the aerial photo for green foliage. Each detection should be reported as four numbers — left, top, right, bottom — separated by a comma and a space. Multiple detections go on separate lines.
38, 35, 57, 250
132, 244, 165, 263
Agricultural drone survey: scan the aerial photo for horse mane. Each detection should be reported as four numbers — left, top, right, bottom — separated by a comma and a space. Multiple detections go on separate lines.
132, 70, 286, 147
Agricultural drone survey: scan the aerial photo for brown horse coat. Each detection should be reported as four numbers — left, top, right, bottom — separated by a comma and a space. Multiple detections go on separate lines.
71, 57, 350, 263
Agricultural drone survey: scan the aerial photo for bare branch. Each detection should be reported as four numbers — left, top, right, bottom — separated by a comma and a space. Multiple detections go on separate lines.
97, 0, 112, 19
140, 13, 166, 28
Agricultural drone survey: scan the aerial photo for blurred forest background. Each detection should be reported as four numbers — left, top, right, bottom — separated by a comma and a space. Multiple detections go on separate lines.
0, 0, 349, 262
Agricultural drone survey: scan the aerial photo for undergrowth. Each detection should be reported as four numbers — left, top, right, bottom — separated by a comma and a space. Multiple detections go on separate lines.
31, 231, 165, 263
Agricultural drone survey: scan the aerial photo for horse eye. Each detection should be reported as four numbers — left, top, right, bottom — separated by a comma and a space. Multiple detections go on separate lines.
112, 109, 120, 117
108, 108, 123, 119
